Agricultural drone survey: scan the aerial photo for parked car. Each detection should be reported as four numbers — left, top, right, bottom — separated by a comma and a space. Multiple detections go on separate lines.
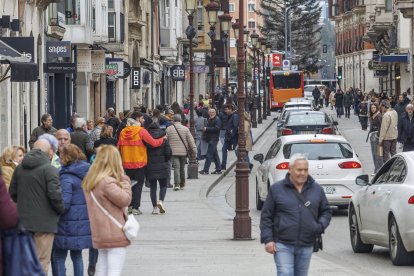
276, 106, 312, 136
350, 152, 414, 265
254, 134, 363, 210
280, 111, 339, 136
284, 99, 312, 109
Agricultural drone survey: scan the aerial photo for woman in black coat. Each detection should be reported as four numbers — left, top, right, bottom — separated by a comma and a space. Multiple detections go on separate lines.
145, 121, 172, 214
334, 90, 344, 118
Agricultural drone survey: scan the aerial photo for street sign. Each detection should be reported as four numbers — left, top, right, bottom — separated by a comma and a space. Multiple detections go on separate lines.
171, 65, 185, 81
282, 60, 291, 71
291, 65, 298, 71
131, 67, 141, 89
272, 53, 282, 67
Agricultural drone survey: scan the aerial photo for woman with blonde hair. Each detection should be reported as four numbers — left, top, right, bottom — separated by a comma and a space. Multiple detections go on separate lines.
83, 145, 132, 276
1, 145, 25, 189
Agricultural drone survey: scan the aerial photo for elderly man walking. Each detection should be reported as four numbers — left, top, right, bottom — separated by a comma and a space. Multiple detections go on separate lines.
260, 154, 332, 276
9, 139, 64, 274
166, 114, 196, 191
29, 113, 57, 149
398, 104, 414, 152
379, 100, 398, 162
70, 117, 94, 159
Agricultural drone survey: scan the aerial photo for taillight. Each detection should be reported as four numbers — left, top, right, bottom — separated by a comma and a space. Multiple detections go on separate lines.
282, 128, 293, 135
338, 161, 362, 169
408, 196, 414, 204
276, 162, 289, 170
321, 127, 333, 134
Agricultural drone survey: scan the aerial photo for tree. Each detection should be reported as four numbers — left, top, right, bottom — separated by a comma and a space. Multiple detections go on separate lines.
230, 57, 253, 83
258, 0, 322, 75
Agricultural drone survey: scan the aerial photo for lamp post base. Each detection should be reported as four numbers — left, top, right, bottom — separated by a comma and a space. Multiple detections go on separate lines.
187, 160, 199, 179
233, 212, 252, 240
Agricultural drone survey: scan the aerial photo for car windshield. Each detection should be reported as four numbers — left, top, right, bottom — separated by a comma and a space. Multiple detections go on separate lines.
287, 113, 326, 125
283, 142, 354, 160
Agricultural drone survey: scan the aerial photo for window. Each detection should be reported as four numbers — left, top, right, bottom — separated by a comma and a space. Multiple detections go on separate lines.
108, 12, 116, 42
65, 0, 81, 25
197, 0, 204, 31
385, 0, 392, 12
230, 38, 236, 48
273, 73, 301, 89
265, 139, 281, 161
160, 0, 170, 28
108, 0, 114, 9
283, 143, 354, 160
248, 21, 255, 29
248, 3, 256, 12
229, 3, 235, 12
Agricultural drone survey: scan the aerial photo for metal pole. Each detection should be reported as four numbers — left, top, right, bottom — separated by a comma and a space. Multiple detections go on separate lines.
284, 7, 288, 59
187, 13, 198, 179
257, 49, 262, 124
244, 46, 248, 111
233, 0, 251, 239
210, 26, 216, 108
262, 51, 267, 120
267, 54, 271, 116
251, 48, 257, 128
224, 33, 230, 104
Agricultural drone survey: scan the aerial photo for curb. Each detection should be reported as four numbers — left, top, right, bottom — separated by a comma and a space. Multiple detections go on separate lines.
202, 116, 277, 199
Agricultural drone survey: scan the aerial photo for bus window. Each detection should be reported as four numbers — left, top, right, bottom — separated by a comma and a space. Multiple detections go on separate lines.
273, 73, 301, 89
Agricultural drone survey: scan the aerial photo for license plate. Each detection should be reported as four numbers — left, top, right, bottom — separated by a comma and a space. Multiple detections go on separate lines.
299, 131, 314, 134
323, 186, 336, 194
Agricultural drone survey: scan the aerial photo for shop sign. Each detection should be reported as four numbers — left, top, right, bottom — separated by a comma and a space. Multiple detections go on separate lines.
91, 50, 105, 73
171, 65, 185, 81
77, 49, 91, 72
131, 67, 141, 89
43, 62, 76, 74
119, 62, 131, 79
106, 58, 124, 77
46, 41, 71, 58
0, 37, 34, 62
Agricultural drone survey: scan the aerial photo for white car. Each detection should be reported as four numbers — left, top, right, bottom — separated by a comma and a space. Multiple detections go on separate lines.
349, 153, 414, 265
304, 84, 325, 101
254, 134, 363, 210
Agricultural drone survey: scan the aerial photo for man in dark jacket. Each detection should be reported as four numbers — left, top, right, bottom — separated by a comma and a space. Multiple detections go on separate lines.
70, 117, 94, 159
29, 113, 57, 149
199, 108, 222, 175
394, 94, 410, 119
312, 86, 321, 108
398, 104, 414, 152
221, 104, 239, 170
218, 106, 229, 146
9, 139, 64, 274
260, 154, 332, 276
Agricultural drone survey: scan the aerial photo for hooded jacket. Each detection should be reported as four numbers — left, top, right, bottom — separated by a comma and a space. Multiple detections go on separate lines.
118, 126, 164, 169
145, 123, 172, 180
54, 161, 92, 250
9, 149, 64, 233
260, 174, 332, 246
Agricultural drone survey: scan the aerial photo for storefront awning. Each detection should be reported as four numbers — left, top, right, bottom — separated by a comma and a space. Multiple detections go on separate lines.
0, 40, 37, 82
378, 54, 409, 63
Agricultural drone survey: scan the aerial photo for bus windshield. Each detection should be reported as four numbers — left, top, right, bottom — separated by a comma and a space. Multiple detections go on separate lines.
273, 73, 302, 89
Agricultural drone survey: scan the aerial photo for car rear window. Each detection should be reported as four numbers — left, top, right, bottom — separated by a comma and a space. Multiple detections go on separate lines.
283, 142, 353, 160
287, 113, 326, 125
282, 109, 311, 120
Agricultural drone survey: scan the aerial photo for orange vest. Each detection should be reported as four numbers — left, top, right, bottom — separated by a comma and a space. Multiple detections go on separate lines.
118, 126, 147, 169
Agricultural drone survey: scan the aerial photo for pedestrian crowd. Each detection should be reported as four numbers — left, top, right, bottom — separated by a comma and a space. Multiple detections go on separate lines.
0, 93, 253, 275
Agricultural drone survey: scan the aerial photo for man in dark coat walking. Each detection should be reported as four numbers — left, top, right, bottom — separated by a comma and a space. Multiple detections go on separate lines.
199, 108, 222, 175
70, 117, 94, 159
9, 139, 64, 274
29, 113, 57, 149
398, 104, 414, 152
312, 86, 321, 109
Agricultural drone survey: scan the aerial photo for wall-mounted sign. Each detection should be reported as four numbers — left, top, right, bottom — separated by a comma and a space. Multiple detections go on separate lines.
272, 53, 282, 67
43, 62, 76, 74
106, 58, 124, 77
171, 65, 185, 81
77, 49, 91, 72
91, 50, 105, 73
131, 67, 141, 89
0, 37, 34, 62
46, 41, 71, 58
119, 62, 131, 79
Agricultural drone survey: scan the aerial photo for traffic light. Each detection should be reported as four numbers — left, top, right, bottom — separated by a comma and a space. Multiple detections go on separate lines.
266, 67, 271, 84
337, 66, 343, 80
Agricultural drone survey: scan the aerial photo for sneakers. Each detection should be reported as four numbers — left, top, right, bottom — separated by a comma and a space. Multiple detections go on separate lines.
157, 200, 166, 214
131, 208, 142, 215
199, 170, 209, 175
211, 170, 222, 175
174, 185, 180, 191
167, 183, 174, 188
152, 207, 159, 215
180, 184, 185, 190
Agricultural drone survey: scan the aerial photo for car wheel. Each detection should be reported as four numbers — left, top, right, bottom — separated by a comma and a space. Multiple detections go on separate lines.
256, 179, 264, 211
349, 206, 373, 253
389, 216, 414, 265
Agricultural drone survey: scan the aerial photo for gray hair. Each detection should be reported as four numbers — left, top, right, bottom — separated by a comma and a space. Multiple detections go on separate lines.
74, 117, 87, 129
406, 104, 414, 110
127, 118, 139, 126
289, 153, 308, 167
38, 133, 58, 152
173, 114, 182, 122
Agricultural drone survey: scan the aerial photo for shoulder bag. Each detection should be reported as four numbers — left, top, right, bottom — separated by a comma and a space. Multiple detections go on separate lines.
291, 189, 323, 252
91, 191, 139, 241
172, 124, 190, 157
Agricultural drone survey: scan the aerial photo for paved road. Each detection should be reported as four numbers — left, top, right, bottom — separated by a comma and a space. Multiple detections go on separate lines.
214, 107, 414, 275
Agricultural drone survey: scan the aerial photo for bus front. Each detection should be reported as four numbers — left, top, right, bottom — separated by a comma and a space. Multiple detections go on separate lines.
270, 71, 304, 109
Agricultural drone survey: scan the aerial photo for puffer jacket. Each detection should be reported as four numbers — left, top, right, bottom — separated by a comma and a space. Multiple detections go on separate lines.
84, 175, 132, 249
9, 150, 64, 233
166, 122, 196, 157
145, 123, 172, 180
54, 161, 92, 250
260, 174, 332, 246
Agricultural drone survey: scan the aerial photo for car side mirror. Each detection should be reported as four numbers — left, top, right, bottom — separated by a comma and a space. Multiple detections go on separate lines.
253, 153, 264, 163
333, 121, 339, 126
355, 175, 369, 186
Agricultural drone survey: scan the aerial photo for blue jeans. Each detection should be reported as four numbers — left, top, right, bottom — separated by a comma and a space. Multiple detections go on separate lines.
273, 242, 313, 276
51, 247, 83, 276
89, 247, 99, 269
221, 141, 231, 170
203, 140, 221, 172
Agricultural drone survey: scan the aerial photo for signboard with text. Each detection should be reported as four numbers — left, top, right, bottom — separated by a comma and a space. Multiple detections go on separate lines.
46, 41, 71, 58
171, 65, 185, 81
272, 53, 282, 67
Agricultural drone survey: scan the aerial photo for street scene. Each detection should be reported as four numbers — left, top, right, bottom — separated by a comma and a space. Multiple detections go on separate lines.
1, 0, 414, 276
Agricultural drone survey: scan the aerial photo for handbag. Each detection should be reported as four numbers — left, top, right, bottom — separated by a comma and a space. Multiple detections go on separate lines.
91, 191, 139, 241
2, 224, 46, 276
291, 190, 323, 252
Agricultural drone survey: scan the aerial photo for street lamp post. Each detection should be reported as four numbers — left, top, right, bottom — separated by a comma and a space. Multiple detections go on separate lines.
243, 27, 249, 111
250, 30, 259, 128
284, 4, 307, 59
219, 12, 232, 104
256, 37, 262, 124
266, 42, 272, 116
232, 7, 251, 240
260, 38, 267, 120
205, 0, 220, 108
184, 0, 198, 179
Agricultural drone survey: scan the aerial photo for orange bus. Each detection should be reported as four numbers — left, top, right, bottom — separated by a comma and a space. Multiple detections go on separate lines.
270, 70, 304, 109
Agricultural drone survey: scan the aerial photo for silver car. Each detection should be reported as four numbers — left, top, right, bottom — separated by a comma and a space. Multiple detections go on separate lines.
350, 152, 414, 265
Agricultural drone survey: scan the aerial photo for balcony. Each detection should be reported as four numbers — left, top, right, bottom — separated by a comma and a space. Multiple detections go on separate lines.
395, 0, 414, 18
